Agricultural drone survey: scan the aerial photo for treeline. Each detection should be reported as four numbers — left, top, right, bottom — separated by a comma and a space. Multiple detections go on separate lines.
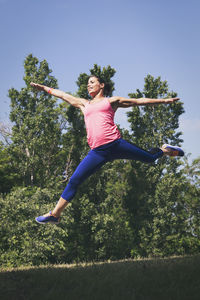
0, 54, 200, 267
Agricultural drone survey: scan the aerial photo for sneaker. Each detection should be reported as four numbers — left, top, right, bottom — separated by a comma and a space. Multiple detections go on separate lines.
35, 211, 60, 224
162, 144, 184, 157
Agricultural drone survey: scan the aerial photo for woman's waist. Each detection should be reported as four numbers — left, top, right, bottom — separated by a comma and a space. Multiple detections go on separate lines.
87, 130, 121, 149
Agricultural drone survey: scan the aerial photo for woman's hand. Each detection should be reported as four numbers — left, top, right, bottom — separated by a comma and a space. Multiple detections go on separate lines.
30, 82, 45, 91
164, 97, 180, 103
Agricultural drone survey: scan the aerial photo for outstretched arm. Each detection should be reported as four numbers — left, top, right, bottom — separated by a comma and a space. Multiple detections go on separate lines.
110, 96, 180, 108
30, 82, 87, 109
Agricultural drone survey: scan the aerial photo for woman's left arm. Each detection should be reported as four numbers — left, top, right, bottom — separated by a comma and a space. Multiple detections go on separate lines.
110, 96, 180, 108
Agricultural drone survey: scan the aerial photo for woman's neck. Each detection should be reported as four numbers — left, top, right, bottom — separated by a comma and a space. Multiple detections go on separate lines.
91, 90, 104, 101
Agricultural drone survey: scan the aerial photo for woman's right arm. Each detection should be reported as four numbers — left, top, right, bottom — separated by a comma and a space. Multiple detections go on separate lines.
30, 82, 87, 109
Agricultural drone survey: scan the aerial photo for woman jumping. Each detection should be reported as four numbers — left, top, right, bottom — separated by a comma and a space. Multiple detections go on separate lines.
30, 76, 184, 224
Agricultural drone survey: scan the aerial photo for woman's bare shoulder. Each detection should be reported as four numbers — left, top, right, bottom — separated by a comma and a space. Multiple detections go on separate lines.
80, 98, 89, 106
108, 96, 121, 103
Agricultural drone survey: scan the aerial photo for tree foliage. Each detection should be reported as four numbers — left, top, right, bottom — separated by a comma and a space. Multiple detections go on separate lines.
0, 55, 200, 267
8, 54, 62, 187
0, 142, 20, 193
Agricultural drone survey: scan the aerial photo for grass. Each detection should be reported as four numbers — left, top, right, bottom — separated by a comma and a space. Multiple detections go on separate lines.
1, 255, 200, 300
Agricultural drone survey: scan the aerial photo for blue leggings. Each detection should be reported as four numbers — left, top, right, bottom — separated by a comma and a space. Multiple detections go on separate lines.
61, 138, 163, 202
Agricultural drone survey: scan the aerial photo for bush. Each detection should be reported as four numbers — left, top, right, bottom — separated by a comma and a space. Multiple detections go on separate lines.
0, 187, 69, 267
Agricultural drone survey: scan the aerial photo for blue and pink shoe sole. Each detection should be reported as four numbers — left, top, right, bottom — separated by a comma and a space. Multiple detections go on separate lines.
162, 144, 184, 157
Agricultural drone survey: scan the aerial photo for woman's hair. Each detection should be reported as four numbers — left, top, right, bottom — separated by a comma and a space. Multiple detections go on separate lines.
88, 75, 112, 97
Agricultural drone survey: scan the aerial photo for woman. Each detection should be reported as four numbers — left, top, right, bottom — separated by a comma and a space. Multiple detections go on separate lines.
30, 76, 184, 224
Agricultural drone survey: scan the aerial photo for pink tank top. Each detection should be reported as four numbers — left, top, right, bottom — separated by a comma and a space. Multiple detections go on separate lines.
83, 98, 121, 149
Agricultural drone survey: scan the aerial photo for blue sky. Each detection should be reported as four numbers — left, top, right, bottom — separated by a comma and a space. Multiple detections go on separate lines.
0, 0, 199, 161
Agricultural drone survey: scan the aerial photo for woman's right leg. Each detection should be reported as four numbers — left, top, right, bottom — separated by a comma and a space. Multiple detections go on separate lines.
60, 150, 108, 202
36, 149, 108, 223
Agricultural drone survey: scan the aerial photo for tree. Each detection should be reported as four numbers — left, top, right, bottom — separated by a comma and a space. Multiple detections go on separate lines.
181, 157, 200, 244
0, 142, 20, 193
59, 64, 120, 261
124, 74, 186, 257
0, 121, 12, 146
3, 59, 199, 266
8, 54, 63, 187
127, 74, 184, 148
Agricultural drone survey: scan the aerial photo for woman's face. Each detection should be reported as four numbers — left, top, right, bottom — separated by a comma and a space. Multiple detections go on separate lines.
87, 76, 104, 97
